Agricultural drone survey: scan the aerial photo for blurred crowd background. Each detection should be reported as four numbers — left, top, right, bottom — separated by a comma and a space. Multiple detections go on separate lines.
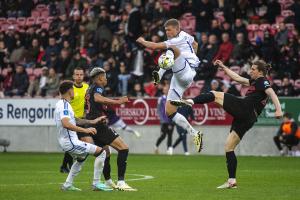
0, 0, 299, 98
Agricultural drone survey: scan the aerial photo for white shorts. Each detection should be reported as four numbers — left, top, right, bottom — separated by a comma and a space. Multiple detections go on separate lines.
63, 139, 98, 160
110, 119, 126, 130
167, 55, 196, 101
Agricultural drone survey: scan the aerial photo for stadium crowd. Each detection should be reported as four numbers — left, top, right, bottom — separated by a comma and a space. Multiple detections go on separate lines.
0, 0, 300, 98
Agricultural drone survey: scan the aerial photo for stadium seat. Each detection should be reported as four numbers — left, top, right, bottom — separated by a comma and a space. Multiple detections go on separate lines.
259, 24, 271, 31
0, 17, 5, 24
36, 17, 46, 25
46, 16, 54, 23
31, 10, 40, 18
17, 17, 27, 27
247, 24, 259, 32
26, 17, 36, 26
36, 4, 47, 10
41, 9, 49, 18
7, 17, 16, 24
273, 79, 282, 87
294, 79, 300, 89
281, 10, 294, 18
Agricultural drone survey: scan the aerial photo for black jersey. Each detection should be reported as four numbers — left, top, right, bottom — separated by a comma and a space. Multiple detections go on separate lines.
244, 77, 270, 115
84, 84, 107, 120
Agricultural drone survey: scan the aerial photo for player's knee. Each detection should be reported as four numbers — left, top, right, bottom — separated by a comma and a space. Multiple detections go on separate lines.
77, 155, 88, 163
167, 111, 177, 120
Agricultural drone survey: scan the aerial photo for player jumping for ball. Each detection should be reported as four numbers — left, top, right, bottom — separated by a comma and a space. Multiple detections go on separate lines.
136, 18, 203, 152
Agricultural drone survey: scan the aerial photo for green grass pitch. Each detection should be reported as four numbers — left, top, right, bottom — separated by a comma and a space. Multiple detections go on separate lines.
0, 153, 300, 200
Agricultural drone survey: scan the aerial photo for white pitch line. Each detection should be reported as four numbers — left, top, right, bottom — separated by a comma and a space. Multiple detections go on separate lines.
0, 173, 154, 187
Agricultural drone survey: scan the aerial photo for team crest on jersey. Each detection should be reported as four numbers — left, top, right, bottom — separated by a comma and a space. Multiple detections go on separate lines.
96, 87, 103, 94
63, 110, 69, 115
264, 81, 270, 87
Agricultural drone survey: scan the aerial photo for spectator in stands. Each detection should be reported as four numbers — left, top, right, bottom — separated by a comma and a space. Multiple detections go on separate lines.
210, 79, 222, 91
232, 18, 247, 41
59, 48, 71, 77
289, 0, 300, 32
274, 113, 300, 156
0, 63, 14, 96
277, 77, 294, 96
125, 2, 142, 42
44, 37, 60, 62
4, 64, 28, 97
230, 33, 252, 65
103, 61, 118, 97
44, 68, 60, 97
193, 0, 214, 38
27, 66, 49, 97
210, 19, 222, 40
118, 62, 131, 96
0, 40, 8, 68
130, 82, 144, 97
275, 22, 289, 47
65, 50, 87, 79
266, 0, 281, 24
214, 32, 234, 63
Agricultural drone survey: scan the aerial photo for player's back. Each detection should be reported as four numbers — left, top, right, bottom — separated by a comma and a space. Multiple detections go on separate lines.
85, 84, 106, 120
55, 99, 78, 150
164, 31, 199, 67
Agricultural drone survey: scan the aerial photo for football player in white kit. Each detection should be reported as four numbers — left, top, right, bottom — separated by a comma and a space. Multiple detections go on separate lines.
136, 18, 203, 152
55, 80, 112, 191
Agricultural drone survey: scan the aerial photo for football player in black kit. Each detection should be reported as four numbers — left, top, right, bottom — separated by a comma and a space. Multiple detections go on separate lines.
171, 59, 283, 189
84, 67, 137, 191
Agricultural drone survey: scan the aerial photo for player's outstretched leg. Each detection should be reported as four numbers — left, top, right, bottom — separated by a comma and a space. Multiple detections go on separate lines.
101, 146, 118, 190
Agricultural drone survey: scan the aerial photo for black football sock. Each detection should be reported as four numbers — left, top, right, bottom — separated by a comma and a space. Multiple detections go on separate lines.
103, 156, 111, 180
193, 92, 215, 104
117, 149, 129, 181
226, 151, 237, 179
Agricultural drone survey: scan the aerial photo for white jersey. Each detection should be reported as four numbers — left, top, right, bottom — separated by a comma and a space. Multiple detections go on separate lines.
164, 31, 200, 68
54, 99, 79, 152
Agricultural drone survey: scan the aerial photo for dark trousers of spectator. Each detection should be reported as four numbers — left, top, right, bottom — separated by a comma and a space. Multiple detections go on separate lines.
172, 125, 188, 153
156, 123, 174, 148
274, 135, 299, 150
4, 89, 26, 97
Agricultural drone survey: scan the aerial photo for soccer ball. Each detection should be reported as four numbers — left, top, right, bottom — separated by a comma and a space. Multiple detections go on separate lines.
158, 53, 174, 70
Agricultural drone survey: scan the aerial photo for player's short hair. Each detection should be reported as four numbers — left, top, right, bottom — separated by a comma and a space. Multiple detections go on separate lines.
73, 67, 84, 74
252, 60, 272, 77
59, 80, 73, 94
283, 112, 292, 119
89, 67, 105, 79
164, 18, 180, 28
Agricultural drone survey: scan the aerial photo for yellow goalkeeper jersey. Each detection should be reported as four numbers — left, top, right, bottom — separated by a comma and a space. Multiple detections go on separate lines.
70, 82, 89, 118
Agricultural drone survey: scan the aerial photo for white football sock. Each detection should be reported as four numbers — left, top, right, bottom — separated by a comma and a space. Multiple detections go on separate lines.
93, 150, 106, 185
64, 161, 84, 188
172, 113, 197, 136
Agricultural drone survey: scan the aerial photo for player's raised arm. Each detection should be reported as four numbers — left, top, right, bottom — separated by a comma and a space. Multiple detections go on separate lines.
214, 60, 250, 86
136, 37, 167, 50
94, 93, 129, 105
61, 117, 97, 135
264, 88, 283, 119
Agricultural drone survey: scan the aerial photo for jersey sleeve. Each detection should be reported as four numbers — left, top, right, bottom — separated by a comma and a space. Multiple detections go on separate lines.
164, 39, 172, 48
256, 78, 271, 91
94, 86, 104, 95
58, 103, 71, 120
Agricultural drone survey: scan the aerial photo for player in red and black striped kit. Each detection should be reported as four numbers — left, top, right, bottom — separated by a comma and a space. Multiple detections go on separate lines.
171, 59, 283, 189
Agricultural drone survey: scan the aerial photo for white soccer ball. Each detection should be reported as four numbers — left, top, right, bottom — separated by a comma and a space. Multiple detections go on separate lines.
158, 53, 174, 70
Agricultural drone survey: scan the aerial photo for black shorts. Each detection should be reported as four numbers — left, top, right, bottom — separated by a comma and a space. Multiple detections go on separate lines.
91, 124, 119, 147
223, 93, 257, 139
